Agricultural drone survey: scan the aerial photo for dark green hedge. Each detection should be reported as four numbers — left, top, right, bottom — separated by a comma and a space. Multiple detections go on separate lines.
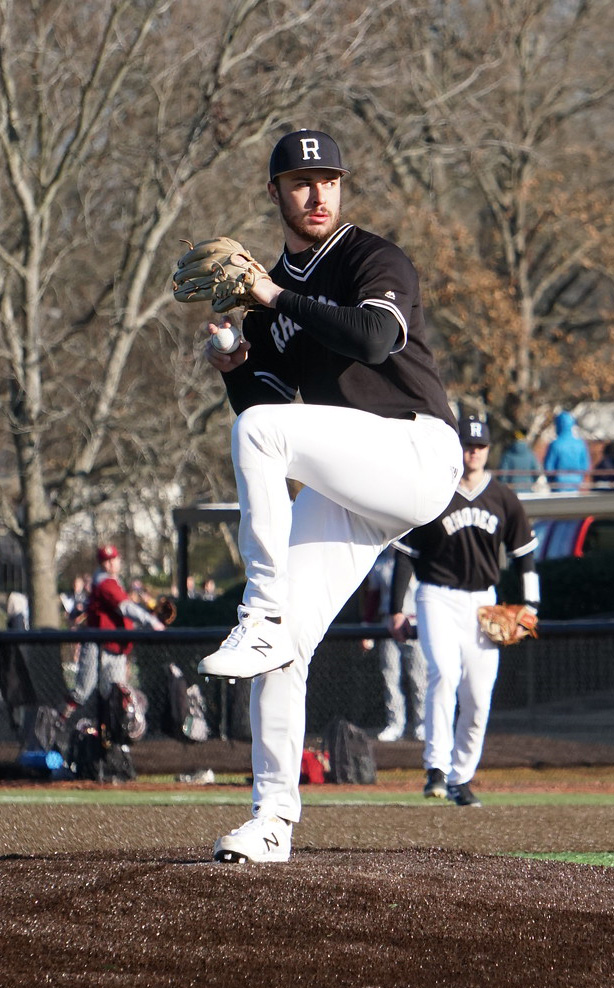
174, 550, 614, 627
498, 550, 614, 619
173, 582, 245, 628
172, 577, 364, 629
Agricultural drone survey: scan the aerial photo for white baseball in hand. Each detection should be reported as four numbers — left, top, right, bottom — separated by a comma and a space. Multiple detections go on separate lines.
211, 325, 242, 353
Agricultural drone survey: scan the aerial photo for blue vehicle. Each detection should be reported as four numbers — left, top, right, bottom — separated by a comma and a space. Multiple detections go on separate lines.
533, 516, 614, 560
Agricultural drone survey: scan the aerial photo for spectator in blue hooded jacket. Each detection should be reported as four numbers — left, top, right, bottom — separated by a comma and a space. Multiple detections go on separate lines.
544, 411, 590, 491
499, 430, 542, 492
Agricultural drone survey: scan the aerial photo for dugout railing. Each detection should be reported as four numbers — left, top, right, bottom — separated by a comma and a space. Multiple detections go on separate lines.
1, 620, 614, 775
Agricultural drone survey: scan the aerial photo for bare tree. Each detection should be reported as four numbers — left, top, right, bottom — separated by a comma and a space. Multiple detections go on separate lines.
2, 0, 611, 627
345, 0, 614, 430
0, 0, 382, 624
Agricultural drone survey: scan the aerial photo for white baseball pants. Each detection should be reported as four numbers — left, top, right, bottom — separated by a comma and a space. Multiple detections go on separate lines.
231, 402, 462, 822
416, 582, 500, 786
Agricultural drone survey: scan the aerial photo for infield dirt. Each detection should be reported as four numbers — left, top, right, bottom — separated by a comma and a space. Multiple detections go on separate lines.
1, 796, 613, 987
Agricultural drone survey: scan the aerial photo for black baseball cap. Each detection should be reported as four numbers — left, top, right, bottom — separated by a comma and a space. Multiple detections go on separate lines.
269, 129, 350, 181
459, 416, 491, 446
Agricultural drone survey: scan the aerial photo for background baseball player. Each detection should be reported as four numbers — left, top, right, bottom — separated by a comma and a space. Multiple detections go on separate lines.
62, 544, 165, 717
190, 128, 462, 863
389, 416, 540, 806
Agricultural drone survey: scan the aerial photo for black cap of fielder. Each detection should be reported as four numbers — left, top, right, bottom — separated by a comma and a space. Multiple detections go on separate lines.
459, 416, 491, 446
269, 129, 350, 181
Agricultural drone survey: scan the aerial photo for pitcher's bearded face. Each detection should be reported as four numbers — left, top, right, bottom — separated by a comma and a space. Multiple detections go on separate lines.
273, 169, 342, 245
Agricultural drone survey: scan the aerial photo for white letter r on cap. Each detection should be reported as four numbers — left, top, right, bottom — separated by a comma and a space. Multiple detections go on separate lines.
299, 138, 321, 161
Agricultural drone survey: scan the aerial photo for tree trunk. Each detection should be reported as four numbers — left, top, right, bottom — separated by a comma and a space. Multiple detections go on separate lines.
14, 395, 60, 628
25, 520, 60, 629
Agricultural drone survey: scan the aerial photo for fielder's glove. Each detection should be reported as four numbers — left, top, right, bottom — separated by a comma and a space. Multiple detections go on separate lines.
477, 603, 538, 646
172, 237, 271, 313
152, 596, 177, 626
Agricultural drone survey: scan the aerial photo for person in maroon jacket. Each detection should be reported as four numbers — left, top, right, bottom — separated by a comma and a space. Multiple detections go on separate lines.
65, 544, 165, 711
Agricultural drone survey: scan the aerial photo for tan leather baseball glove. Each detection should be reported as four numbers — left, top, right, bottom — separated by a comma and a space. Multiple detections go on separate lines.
477, 603, 538, 646
172, 237, 271, 313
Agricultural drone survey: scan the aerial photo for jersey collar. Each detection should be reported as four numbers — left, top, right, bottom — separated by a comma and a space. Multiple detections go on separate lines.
457, 471, 492, 501
282, 223, 353, 282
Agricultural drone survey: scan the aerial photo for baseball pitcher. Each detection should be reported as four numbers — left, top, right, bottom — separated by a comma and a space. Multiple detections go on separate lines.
174, 129, 463, 862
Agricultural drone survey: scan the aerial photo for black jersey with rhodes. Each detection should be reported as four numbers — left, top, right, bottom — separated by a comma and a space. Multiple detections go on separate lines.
400, 474, 538, 592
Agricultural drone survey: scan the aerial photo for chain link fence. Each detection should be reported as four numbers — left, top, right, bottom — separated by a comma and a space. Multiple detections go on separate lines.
1, 621, 613, 776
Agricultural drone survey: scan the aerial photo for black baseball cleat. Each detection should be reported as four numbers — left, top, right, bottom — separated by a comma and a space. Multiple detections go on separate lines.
423, 768, 448, 799
446, 782, 482, 807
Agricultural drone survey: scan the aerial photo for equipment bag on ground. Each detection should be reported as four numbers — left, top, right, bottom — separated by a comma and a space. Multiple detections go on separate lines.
67, 718, 136, 782
105, 683, 148, 744
163, 663, 210, 742
325, 716, 377, 784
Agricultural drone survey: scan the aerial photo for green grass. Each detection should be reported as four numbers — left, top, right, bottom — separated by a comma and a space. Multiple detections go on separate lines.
303, 790, 614, 807
510, 852, 614, 867
1, 782, 612, 867
0, 786, 612, 807
0, 789, 252, 806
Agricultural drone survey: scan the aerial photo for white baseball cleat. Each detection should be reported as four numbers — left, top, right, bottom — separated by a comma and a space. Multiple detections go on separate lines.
198, 606, 294, 679
213, 815, 292, 864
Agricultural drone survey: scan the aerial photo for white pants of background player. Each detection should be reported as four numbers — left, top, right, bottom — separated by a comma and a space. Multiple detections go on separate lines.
231, 402, 462, 823
416, 583, 499, 786
379, 636, 427, 740
71, 643, 128, 703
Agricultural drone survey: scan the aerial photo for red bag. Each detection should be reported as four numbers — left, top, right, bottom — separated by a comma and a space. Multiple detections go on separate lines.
300, 748, 330, 784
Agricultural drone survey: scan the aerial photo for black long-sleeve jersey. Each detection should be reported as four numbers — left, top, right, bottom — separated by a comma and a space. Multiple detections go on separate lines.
390, 474, 538, 610
224, 223, 457, 430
